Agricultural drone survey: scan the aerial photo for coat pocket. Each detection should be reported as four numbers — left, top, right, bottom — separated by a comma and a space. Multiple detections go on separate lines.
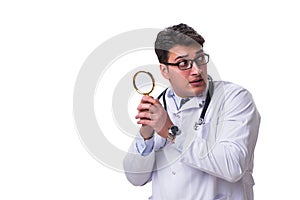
213, 194, 229, 200
195, 121, 219, 159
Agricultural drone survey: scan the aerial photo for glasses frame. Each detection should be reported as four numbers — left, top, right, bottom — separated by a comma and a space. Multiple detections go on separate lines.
161, 53, 210, 71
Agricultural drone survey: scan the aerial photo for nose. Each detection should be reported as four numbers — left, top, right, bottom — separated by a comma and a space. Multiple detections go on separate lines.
190, 61, 202, 75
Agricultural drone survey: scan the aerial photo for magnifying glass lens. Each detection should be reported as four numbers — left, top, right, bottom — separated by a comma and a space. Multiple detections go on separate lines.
133, 71, 155, 95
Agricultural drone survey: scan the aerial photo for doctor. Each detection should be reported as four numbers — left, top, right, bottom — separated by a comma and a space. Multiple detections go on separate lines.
123, 23, 260, 200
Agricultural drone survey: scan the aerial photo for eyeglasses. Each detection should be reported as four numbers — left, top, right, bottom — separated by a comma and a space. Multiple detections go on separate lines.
161, 53, 209, 70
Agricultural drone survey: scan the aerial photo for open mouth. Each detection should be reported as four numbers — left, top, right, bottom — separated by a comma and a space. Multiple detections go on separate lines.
189, 78, 203, 84
189, 78, 204, 87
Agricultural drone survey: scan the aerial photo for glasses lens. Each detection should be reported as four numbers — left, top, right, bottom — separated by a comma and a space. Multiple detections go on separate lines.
195, 55, 208, 66
178, 60, 190, 70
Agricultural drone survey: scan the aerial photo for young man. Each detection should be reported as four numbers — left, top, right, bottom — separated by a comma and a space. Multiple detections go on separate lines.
123, 23, 260, 200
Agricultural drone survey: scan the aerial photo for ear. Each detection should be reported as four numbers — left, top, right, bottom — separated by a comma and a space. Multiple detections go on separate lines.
160, 64, 170, 79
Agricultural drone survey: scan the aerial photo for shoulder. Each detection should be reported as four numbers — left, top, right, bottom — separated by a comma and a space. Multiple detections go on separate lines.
211, 80, 261, 122
214, 80, 247, 91
212, 80, 256, 108
213, 81, 252, 97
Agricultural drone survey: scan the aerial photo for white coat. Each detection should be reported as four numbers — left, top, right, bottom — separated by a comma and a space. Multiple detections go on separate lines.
123, 81, 261, 200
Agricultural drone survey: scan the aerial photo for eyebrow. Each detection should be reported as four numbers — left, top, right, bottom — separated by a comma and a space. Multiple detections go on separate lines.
174, 54, 188, 61
174, 49, 204, 61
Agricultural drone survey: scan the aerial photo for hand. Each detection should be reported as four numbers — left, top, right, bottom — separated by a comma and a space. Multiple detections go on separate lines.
135, 95, 173, 139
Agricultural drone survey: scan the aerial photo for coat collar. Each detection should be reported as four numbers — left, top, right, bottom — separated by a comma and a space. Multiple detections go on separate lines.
166, 86, 208, 112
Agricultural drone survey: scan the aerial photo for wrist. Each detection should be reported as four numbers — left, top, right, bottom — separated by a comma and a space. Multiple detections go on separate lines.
157, 120, 173, 139
142, 134, 154, 140
140, 126, 154, 140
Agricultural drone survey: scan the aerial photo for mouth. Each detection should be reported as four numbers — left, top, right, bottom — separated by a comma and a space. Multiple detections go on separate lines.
189, 78, 203, 83
189, 78, 204, 86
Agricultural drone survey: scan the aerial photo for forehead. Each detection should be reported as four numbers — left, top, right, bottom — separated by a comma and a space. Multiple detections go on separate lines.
168, 44, 203, 59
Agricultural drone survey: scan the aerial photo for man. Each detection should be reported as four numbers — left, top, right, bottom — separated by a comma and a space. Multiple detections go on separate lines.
123, 23, 260, 200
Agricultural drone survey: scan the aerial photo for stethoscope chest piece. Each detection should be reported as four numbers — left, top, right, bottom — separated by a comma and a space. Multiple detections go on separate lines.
194, 118, 204, 130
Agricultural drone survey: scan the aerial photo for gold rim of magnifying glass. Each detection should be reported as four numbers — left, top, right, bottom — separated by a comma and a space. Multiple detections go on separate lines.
133, 71, 155, 95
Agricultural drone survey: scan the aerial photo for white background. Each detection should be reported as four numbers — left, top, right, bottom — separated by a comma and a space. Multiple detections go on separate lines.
1, 0, 299, 199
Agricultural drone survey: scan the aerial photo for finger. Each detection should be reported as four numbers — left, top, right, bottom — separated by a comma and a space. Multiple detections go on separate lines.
135, 112, 151, 120
136, 113, 152, 125
147, 100, 164, 114
137, 119, 152, 126
137, 103, 152, 111
141, 95, 156, 104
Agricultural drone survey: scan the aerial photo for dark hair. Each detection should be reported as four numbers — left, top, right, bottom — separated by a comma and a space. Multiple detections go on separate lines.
154, 23, 205, 63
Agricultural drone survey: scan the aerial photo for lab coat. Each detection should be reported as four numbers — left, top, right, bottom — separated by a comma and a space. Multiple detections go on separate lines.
123, 81, 261, 200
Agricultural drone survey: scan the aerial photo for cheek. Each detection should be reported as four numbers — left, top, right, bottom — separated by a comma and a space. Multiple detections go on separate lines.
180, 72, 190, 83
202, 66, 208, 74
171, 72, 188, 83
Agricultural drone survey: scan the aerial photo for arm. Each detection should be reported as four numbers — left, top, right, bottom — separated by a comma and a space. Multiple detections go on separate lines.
123, 95, 172, 186
181, 87, 261, 182
123, 138, 155, 186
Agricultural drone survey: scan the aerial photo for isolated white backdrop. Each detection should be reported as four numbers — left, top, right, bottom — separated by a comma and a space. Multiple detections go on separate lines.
1, 0, 299, 199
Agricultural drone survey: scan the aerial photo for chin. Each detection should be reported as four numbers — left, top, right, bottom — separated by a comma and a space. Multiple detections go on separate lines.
191, 87, 206, 96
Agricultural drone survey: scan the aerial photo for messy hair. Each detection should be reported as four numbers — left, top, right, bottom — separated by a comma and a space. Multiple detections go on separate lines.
154, 23, 205, 63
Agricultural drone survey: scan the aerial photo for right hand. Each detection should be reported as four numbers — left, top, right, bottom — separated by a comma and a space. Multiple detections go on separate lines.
135, 95, 172, 139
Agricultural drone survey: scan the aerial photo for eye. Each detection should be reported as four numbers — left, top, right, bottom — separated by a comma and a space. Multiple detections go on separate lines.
178, 60, 189, 68
196, 55, 204, 61
195, 55, 206, 65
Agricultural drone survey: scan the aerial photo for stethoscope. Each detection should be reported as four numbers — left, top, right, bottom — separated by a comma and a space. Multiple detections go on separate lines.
157, 76, 214, 131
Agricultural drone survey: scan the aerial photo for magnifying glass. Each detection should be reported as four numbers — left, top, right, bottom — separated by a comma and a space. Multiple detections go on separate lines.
133, 71, 155, 95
